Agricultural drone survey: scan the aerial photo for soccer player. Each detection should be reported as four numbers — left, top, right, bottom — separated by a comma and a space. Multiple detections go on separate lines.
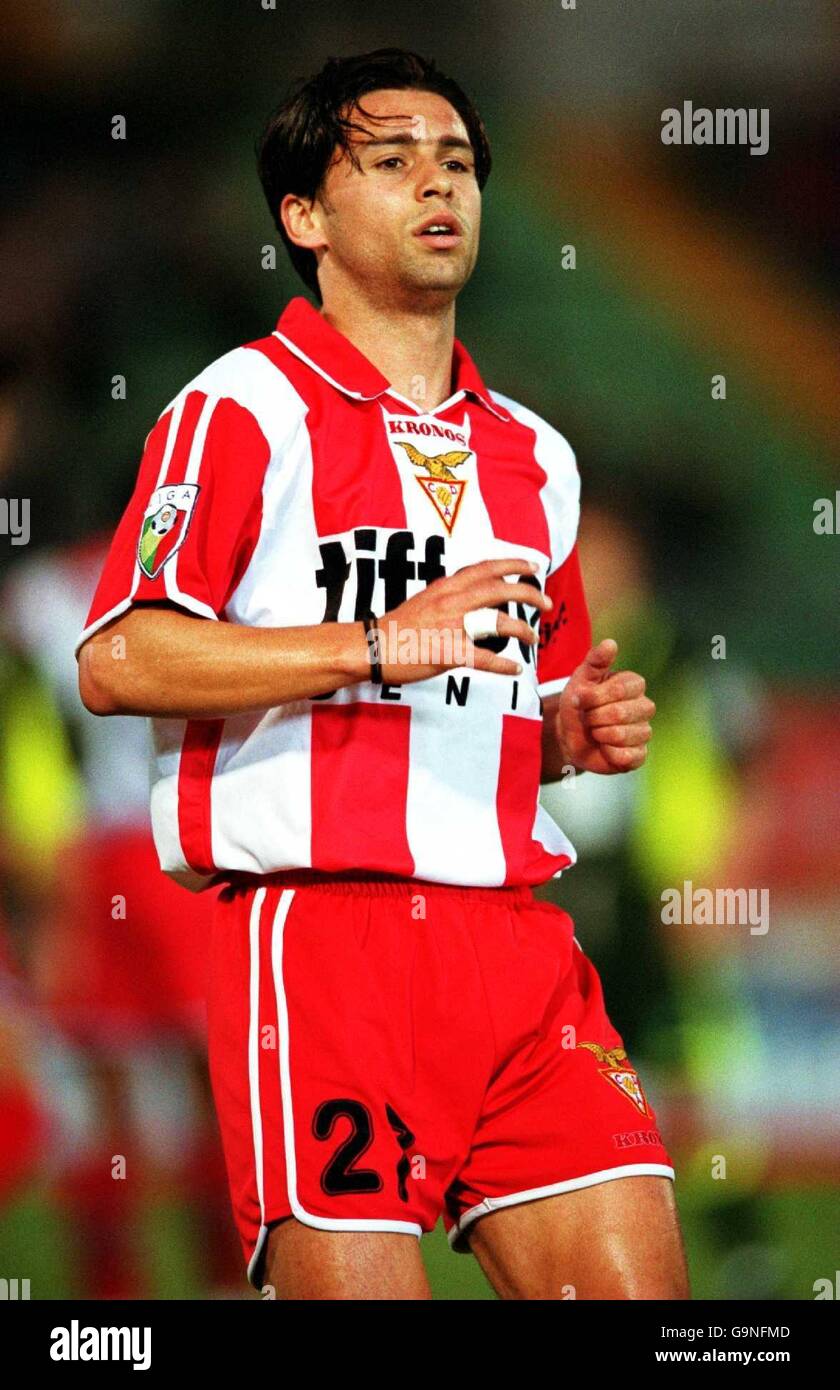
76, 48, 689, 1300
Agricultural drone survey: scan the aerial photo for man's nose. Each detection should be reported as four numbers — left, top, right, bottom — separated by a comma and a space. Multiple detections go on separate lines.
416, 156, 454, 199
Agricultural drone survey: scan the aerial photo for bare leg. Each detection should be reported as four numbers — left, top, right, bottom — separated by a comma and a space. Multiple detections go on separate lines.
466, 1175, 690, 1301
261, 1219, 433, 1300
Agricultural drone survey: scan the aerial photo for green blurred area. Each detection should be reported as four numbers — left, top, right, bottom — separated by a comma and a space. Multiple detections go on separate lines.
2, 1183, 835, 1300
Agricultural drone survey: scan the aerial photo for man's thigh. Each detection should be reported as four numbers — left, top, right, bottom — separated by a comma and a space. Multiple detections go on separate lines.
262, 1218, 432, 1300
466, 1175, 690, 1300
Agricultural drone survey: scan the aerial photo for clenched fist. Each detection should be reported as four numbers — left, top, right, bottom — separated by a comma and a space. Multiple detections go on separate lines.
542, 638, 656, 779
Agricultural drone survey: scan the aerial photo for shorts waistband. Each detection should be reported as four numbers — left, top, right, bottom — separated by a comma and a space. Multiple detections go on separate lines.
218, 867, 535, 906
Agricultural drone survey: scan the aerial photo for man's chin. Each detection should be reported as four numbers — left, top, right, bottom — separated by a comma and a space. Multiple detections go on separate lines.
400, 259, 472, 299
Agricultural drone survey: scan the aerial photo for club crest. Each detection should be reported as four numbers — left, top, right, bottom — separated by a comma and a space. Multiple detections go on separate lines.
577, 1041, 651, 1117
395, 441, 470, 534
137, 484, 200, 579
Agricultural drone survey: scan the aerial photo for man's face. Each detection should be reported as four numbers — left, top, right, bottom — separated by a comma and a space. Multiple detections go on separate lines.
299, 88, 482, 306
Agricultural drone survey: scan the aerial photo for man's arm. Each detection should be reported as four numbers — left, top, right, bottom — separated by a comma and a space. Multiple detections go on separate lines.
77, 559, 551, 719
77, 604, 374, 718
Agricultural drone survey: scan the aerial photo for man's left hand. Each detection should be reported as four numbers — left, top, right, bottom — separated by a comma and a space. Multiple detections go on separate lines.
550, 638, 656, 775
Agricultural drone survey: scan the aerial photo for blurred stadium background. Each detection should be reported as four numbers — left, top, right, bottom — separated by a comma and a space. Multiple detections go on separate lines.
0, 0, 837, 1300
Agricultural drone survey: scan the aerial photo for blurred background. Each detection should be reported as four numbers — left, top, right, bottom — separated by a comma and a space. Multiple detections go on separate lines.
0, 0, 837, 1300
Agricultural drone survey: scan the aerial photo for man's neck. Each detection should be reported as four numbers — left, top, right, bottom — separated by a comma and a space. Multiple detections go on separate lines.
320, 289, 456, 411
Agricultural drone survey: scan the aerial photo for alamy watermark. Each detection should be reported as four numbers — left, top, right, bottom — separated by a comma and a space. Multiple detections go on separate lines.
50, 1321, 151, 1370
0, 1277, 30, 1299
0, 498, 29, 545
368, 619, 475, 672
661, 881, 769, 935
661, 102, 769, 156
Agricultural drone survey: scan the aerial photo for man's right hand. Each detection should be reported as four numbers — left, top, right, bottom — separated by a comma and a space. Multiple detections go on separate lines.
376, 557, 552, 685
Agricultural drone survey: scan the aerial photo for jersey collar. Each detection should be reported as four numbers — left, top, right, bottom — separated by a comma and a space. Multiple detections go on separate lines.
273, 296, 511, 423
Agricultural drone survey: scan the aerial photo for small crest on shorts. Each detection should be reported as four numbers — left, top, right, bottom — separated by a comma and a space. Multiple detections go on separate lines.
138, 483, 200, 579
577, 1042, 651, 1117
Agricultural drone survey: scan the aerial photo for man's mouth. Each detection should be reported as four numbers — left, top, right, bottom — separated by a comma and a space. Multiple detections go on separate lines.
414, 214, 462, 248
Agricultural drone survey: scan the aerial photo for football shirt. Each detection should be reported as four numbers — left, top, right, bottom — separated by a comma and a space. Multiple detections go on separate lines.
77, 297, 591, 890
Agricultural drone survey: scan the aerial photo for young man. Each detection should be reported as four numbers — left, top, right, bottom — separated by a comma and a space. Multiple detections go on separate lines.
76, 48, 688, 1300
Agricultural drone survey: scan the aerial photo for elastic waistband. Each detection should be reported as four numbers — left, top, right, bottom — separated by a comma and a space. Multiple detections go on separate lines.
218, 867, 535, 906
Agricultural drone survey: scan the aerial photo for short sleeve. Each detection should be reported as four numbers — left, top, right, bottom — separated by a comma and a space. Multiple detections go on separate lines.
75, 390, 270, 654
536, 542, 592, 697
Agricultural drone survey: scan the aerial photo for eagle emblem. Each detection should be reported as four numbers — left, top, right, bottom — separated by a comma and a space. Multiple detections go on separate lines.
395, 441, 471, 533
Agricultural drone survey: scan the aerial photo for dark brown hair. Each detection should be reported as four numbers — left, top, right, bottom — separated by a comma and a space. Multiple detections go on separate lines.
256, 47, 492, 301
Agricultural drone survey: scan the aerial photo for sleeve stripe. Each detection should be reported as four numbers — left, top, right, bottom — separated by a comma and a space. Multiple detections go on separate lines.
166, 395, 218, 609
79, 383, 272, 651
184, 395, 217, 486
154, 400, 182, 489
161, 390, 205, 489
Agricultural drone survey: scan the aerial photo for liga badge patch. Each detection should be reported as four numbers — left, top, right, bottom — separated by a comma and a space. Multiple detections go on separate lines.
137, 484, 200, 579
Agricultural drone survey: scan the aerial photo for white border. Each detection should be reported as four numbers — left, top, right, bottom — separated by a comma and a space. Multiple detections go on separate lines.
273, 331, 375, 402
245, 886, 269, 1287
74, 591, 217, 657
272, 329, 510, 422
163, 395, 216, 612
447, 1163, 676, 1249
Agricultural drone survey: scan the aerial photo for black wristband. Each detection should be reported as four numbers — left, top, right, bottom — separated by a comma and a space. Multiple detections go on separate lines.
361, 611, 383, 684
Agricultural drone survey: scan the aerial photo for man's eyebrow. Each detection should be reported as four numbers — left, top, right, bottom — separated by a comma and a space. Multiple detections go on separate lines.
359, 132, 475, 155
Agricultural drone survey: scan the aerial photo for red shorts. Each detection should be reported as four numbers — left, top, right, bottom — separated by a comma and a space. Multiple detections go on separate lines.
206, 872, 675, 1288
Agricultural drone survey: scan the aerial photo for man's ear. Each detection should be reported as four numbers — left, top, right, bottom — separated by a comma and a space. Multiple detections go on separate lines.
280, 192, 326, 252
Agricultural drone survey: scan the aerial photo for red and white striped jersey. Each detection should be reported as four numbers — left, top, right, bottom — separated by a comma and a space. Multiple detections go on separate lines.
76, 297, 591, 892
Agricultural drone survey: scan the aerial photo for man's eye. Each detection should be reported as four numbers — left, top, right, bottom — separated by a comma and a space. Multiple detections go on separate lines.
445, 159, 471, 172
377, 157, 404, 169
